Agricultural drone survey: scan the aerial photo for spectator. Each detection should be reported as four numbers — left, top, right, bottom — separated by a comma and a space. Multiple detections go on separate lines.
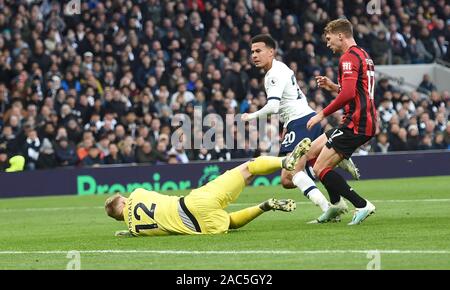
408, 37, 427, 64
373, 133, 390, 153
61, 71, 82, 93
81, 147, 104, 167
370, 31, 390, 65
0, 125, 17, 154
154, 92, 172, 120
37, 138, 57, 169
104, 143, 124, 165
418, 134, 434, 150
135, 141, 156, 164
429, 93, 446, 119
223, 62, 248, 102
389, 124, 408, 151
153, 140, 169, 164
407, 125, 420, 151
54, 137, 78, 167
23, 129, 41, 170
378, 97, 396, 129
170, 81, 195, 107
148, 118, 161, 145
418, 74, 437, 94
96, 134, 110, 157
121, 143, 137, 164
433, 133, 447, 150
417, 28, 439, 63
77, 137, 94, 162
387, 23, 407, 64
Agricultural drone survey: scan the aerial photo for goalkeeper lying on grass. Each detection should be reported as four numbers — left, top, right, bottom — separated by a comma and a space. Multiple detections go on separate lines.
105, 142, 309, 237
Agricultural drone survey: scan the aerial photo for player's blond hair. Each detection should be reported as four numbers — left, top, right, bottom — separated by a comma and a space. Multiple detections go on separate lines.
324, 18, 353, 38
105, 194, 124, 221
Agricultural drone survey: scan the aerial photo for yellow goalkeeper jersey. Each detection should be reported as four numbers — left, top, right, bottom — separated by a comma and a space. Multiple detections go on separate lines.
122, 188, 198, 236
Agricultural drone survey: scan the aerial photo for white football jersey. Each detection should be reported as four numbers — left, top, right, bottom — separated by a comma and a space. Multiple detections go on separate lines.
264, 59, 314, 126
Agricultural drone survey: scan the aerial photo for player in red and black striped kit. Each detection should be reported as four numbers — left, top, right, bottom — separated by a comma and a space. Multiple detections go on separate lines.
298, 18, 377, 225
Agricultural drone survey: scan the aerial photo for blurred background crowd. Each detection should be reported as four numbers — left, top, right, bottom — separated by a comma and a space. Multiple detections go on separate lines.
0, 0, 449, 171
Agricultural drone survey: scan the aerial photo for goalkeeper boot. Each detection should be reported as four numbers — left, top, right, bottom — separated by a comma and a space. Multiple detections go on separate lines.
282, 138, 311, 171
263, 198, 297, 212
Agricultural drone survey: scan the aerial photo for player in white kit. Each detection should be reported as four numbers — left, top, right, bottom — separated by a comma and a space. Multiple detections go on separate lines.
242, 34, 359, 218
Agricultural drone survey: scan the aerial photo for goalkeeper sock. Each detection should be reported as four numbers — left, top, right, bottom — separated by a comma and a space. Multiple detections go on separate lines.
229, 206, 264, 229
247, 156, 282, 175
292, 171, 329, 212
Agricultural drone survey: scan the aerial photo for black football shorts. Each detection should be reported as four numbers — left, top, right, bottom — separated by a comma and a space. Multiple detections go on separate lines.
325, 127, 373, 159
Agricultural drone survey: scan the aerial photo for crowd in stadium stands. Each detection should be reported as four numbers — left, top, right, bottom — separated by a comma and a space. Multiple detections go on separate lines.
0, 0, 449, 171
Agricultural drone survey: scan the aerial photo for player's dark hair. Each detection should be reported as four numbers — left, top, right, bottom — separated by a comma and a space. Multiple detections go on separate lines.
251, 34, 276, 49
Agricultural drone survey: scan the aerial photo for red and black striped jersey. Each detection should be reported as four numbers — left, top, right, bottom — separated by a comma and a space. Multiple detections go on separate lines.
326, 46, 377, 136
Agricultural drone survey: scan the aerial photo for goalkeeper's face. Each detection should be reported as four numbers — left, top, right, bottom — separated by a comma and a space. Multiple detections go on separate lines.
251, 42, 274, 70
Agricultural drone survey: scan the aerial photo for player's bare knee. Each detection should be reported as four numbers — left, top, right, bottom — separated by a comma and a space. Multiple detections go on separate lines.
312, 164, 324, 177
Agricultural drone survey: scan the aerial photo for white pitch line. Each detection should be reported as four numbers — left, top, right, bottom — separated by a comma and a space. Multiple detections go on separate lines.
0, 206, 104, 212
0, 250, 449, 255
1, 199, 450, 212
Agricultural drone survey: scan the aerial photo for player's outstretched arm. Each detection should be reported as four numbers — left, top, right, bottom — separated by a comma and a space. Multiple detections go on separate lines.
241, 99, 280, 121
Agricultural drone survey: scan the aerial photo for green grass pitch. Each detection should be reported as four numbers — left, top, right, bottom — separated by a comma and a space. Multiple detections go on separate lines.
0, 176, 449, 270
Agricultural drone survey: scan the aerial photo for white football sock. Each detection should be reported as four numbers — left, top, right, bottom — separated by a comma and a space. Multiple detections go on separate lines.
292, 171, 329, 212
